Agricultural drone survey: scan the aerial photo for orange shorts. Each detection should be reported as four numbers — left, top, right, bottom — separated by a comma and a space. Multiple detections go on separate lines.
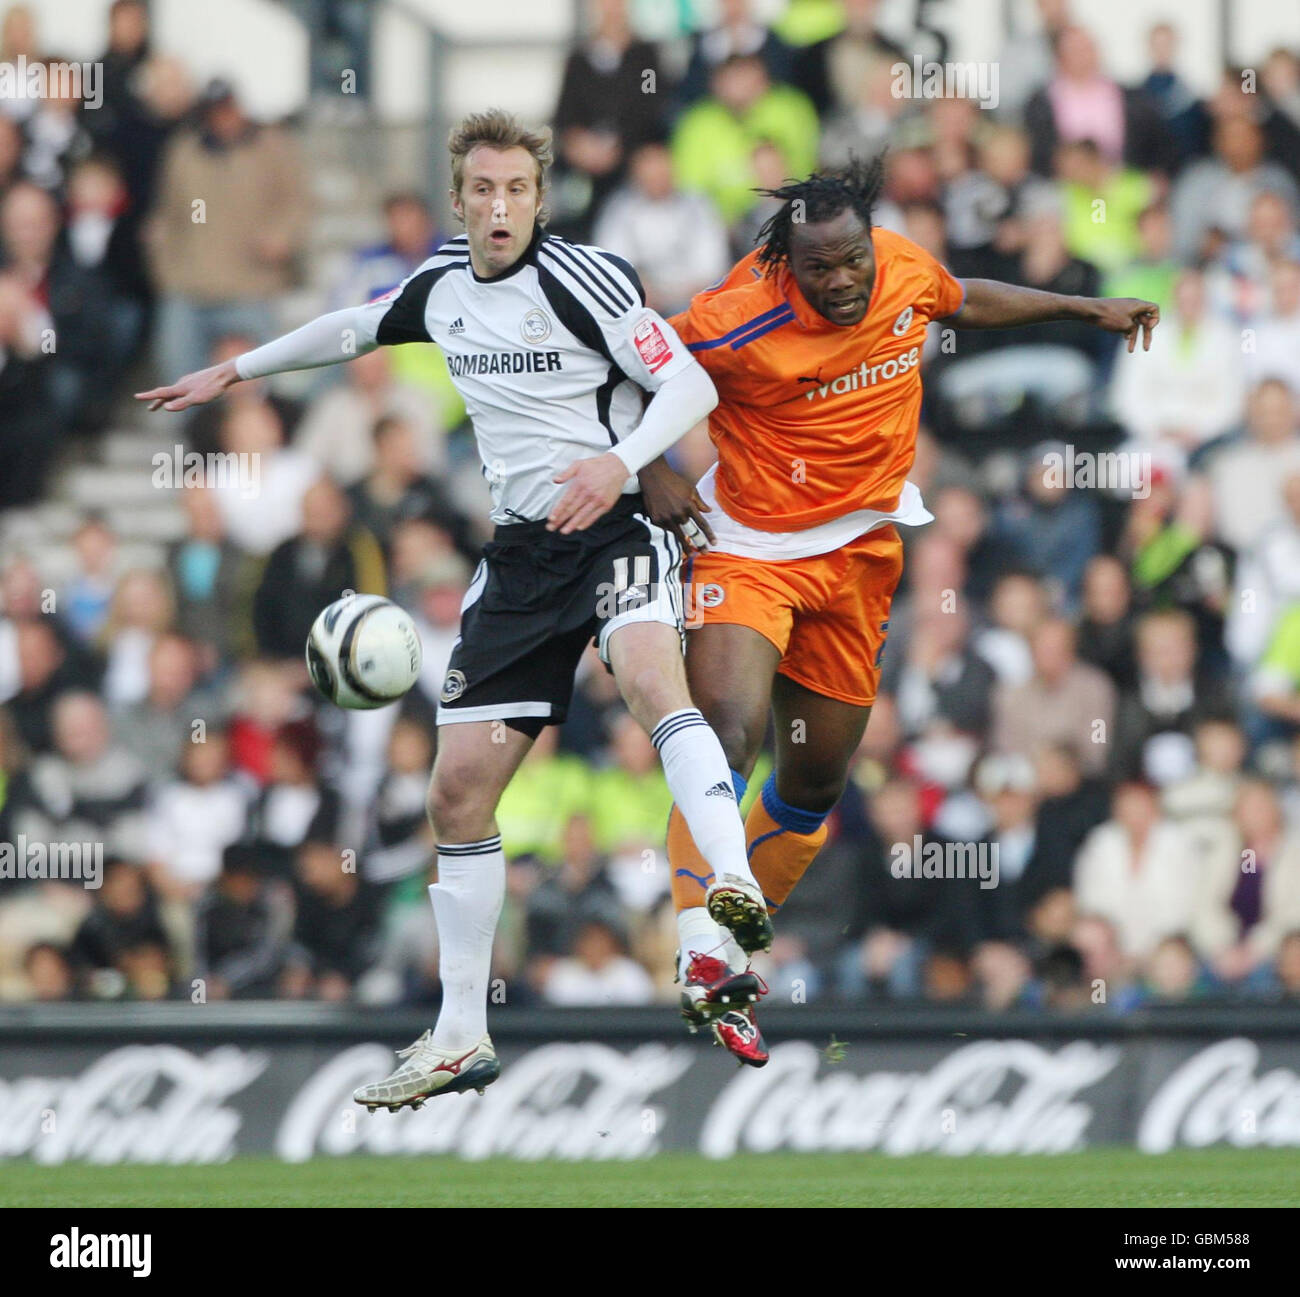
682, 524, 904, 708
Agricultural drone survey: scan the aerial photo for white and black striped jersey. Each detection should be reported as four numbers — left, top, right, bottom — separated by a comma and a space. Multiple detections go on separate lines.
354, 226, 696, 524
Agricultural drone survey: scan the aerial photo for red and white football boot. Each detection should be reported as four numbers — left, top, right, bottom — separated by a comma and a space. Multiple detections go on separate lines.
678, 950, 770, 1067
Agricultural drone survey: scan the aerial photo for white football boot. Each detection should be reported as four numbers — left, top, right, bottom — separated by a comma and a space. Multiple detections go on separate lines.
353, 1030, 500, 1113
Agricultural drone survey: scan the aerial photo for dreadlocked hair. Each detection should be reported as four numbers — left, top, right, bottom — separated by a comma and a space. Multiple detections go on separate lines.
754, 154, 887, 277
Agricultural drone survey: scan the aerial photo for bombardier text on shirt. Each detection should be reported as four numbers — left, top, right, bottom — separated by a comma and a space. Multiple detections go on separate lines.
445, 350, 562, 376
356, 226, 694, 524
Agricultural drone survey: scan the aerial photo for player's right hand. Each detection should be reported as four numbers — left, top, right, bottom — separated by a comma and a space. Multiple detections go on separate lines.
637, 458, 714, 552
548, 452, 630, 534
135, 358, 241, 412
1090, 298, 1160, 352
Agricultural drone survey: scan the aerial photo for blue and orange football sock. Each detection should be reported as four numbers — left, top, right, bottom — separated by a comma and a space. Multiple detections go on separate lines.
669, 769, 750, 976
745, 774, 829, 915
667, 767, 749, 913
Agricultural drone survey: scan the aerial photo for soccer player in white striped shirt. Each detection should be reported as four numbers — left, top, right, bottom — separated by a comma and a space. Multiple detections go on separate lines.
138, 110, 770, 1108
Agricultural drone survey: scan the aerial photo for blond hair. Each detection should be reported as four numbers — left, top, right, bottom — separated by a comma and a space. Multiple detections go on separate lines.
447, 109, 552, 223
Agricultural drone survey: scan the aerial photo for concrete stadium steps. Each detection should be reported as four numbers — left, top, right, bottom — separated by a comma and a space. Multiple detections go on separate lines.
60, 464, 176, 511
300, 119, 434, 262
0, 501, 86, 549
0, 418, 184, 580
99, 428, 173, 470
4, 113, 428, 586
60, 426, 191, 545
101, 506, 188, 547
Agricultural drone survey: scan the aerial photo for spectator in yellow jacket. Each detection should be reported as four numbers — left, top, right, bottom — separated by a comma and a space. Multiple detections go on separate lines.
671, 54, 819, 227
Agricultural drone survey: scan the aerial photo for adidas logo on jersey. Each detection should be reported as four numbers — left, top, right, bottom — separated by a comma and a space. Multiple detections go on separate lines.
448, 317, 465, 336
705, 781, 736, 800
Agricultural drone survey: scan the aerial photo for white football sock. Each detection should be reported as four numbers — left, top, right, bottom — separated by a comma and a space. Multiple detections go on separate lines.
651, 708, 756, 888
428, 835, 506, 1049
677, 906, 728, 979
722, 931, 747, 970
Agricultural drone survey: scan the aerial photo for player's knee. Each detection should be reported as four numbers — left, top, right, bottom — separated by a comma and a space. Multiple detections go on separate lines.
707, 708, 763, 775
621, 664, 680, 719
778, 766, 849, 815
427, 761, 498, 842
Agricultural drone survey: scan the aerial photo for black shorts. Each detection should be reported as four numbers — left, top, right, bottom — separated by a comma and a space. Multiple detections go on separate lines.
436, 494, 683, 733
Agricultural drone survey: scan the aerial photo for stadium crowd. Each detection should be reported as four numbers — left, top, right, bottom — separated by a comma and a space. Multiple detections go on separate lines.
3, 0, 1300, 1013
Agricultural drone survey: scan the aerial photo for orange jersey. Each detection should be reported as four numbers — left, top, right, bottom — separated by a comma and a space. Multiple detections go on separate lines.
670, 228, 965, 531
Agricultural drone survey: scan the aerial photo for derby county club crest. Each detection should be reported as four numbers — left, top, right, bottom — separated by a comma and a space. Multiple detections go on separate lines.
521, 308, 552, 344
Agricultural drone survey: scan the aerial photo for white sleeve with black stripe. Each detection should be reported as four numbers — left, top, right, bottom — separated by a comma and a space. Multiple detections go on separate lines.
234, 303, 387, 379
235, 246, 464, 379
536, 238, 695, 391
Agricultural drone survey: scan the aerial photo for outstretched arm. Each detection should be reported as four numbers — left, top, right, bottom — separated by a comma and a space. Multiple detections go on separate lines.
946, 280, 1160, 353
135, 304, 381, 412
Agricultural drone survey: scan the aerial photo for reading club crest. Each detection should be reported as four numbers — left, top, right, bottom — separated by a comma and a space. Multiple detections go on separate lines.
892, 307, 914, 336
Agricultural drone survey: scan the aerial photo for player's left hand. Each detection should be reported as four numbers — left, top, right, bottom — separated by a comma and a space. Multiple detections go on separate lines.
1091, 298, 1161, 352
638, 457, 714, 552
548, 452, 630, 534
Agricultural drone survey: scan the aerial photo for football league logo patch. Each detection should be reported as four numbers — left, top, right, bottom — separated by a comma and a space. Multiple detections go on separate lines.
892, 307, 914, 336
633, 314, 673, 373
440, 669, 467, 703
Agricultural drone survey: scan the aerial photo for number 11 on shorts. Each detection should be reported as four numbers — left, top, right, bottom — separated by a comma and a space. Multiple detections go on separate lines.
613, 555, 651, 591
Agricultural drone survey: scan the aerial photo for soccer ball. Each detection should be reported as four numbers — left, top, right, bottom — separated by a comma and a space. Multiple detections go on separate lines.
306, 594, 422, 710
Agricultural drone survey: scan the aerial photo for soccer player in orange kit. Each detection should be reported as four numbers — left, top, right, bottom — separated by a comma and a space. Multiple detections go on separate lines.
638, 157, 1160, 1064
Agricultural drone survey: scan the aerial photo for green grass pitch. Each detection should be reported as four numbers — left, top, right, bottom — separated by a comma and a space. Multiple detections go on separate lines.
3, 1148, 1297, 1208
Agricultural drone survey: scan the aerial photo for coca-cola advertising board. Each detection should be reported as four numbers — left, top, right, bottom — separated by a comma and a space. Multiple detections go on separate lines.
3, 1010, 1300, 1162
